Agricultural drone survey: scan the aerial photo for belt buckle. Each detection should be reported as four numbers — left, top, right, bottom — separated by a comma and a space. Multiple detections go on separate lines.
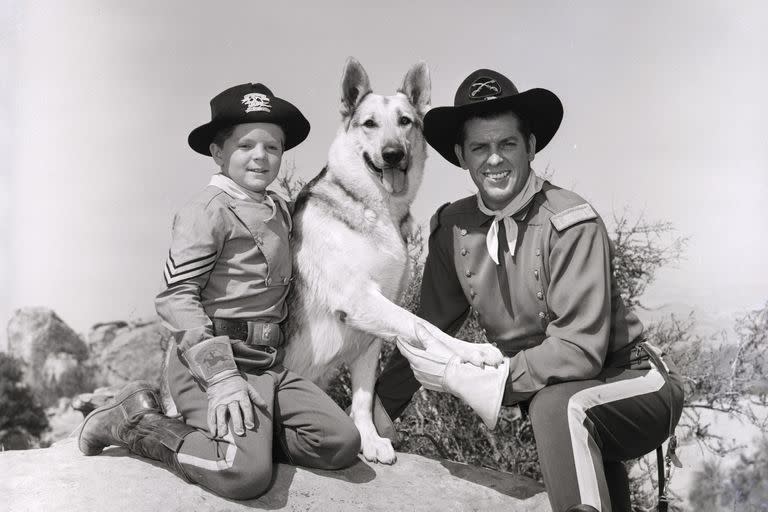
246, 322, 281, 347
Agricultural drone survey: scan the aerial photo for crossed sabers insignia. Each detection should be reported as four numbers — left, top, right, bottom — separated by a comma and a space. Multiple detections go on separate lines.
471, 80, 500, 97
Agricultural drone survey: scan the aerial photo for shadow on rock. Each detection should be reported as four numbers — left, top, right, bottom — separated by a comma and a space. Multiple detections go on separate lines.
440, 459, 544, 499
302, 457, 377, 484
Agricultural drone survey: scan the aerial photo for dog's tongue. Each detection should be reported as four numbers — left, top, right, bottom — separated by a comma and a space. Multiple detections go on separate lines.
382, 168, 406, 194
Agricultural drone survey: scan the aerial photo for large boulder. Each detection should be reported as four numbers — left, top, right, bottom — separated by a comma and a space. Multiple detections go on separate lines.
1, 438, 550, 511
5, 307, 89, 390
86, 319, 171, 387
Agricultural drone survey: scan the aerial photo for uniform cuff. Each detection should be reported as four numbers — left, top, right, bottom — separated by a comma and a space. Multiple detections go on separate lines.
180, 336, 239, 385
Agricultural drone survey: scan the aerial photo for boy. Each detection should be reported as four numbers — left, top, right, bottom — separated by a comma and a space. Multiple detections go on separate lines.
78, 83, 361, 500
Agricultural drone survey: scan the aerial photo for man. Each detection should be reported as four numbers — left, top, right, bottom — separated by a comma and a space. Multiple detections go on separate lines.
375, 69, 684, 512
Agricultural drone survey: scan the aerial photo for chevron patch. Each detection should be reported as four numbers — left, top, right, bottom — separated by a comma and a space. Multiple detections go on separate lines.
164, 250, 217, 286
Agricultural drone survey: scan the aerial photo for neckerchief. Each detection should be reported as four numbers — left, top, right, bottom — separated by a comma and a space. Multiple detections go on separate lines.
476, 171, 543, 264
209, 173, 277, 222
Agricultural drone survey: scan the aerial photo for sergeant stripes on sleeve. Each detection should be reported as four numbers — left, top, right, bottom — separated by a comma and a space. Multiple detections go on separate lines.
164, 250, 218, 286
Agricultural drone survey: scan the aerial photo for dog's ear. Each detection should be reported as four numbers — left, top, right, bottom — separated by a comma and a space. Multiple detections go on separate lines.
340, 57, 372, 118
399, 62, 431, 117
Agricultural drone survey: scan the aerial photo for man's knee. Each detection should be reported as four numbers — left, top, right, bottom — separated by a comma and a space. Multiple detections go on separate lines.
528, 383, 573, 427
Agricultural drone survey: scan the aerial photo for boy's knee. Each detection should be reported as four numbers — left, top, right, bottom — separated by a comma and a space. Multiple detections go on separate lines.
328, 422, 362, 469
314, 419, 362, 470
209, 459, 273, 500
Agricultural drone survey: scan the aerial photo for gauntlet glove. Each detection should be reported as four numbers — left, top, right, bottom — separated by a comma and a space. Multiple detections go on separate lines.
395, 334, 509, 429
181, 336, 267, 437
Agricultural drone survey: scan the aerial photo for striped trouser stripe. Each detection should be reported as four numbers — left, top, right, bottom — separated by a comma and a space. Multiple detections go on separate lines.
566, 366, 666, 510
177, 430, 238, 471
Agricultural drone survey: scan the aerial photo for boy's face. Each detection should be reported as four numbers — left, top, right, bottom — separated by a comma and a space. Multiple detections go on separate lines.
210, 123, 285, 194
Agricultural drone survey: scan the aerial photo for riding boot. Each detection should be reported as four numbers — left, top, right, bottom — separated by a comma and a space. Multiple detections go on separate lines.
78, 380, 196, 480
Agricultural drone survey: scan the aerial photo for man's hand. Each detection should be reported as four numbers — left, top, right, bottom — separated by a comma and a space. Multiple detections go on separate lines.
205, 375, 268, 438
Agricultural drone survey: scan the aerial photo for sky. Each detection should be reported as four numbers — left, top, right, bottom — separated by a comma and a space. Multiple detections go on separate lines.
2, 0, 767, 342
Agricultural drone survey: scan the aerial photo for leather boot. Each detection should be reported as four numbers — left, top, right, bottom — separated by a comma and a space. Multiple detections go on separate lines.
396, 339, 509, 429
78, 381, 196, 478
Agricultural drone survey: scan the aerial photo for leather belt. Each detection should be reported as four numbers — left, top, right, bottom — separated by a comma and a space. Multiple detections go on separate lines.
212, 318, 284, 348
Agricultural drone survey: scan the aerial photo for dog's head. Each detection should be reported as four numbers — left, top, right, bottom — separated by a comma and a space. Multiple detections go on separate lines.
330, 58, 431, 200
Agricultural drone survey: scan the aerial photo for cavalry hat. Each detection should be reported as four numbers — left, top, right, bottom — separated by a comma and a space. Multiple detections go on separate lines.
188, 83, 310, 156
424, 69, 563, 166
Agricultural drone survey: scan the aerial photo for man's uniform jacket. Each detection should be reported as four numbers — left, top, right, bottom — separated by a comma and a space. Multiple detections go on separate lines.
416, 173, 644, 405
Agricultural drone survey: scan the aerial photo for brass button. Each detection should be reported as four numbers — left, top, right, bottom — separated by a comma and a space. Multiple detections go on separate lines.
535, 248, 541, 256
536, 291, 544, 300
470, 289, 476, 298
534, 269, 539, 279
464, 270, 472, 278
460, 228, 468, 236
461, 248, 468, 256
538, 311, 546, 319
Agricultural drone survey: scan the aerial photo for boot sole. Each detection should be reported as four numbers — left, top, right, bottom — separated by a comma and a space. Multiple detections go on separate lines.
78, 381, 158, 456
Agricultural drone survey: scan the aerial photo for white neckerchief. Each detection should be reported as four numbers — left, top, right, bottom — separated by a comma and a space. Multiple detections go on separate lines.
476, 171, 540, 265
208, 173, 277, 221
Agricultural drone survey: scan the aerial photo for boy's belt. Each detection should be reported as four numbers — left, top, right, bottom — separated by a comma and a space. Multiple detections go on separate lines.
212, 318, 284, 348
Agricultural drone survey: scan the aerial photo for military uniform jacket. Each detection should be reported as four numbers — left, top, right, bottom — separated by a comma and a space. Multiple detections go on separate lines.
156, 184, 293, 355
423, 173, 644, 404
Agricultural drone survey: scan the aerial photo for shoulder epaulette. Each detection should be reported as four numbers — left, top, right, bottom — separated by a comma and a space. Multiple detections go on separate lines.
550, 203, 597, 231
429, 202, 451, 235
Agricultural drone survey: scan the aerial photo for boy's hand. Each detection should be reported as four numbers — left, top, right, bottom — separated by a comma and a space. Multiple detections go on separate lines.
205, 375, 268, 438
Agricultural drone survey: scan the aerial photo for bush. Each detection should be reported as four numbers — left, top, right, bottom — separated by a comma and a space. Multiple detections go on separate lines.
0, 353, 49, 450
689, 438, 768, 512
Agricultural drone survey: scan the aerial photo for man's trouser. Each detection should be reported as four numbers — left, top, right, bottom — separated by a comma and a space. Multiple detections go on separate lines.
376, 349, 684, 512
165, 344, 362, 500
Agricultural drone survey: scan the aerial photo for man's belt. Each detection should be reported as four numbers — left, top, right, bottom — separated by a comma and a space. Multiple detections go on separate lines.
211, 318, 284, 348
604, 338, 651, 370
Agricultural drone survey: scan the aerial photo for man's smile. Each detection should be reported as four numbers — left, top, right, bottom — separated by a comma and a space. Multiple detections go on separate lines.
482, 169, 512, 182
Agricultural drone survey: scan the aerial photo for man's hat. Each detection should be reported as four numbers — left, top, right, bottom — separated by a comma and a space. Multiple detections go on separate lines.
424, 69, 563, 166
188, 83, 311, 156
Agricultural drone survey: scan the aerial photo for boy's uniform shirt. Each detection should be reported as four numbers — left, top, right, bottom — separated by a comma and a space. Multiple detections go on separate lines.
156, 174, 293, 356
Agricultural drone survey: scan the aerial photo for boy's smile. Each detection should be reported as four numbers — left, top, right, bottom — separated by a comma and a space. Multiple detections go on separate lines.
211, 123, 285, 195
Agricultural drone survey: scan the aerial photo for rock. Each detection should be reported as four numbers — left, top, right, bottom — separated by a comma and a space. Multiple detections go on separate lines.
42, 398, 84, 446
87, 319, 171, 387
6, 308, 89, 363
1, 439, 550, 511
5, 307, 89, 389
71, 386, 121, 417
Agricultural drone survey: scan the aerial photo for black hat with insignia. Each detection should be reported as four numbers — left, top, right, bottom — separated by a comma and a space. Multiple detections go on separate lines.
188, 83, 311, 156
424, 69, 563, 166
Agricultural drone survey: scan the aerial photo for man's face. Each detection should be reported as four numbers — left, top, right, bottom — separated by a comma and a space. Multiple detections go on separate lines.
210, 123, 284, 194
455, 112, 536, 210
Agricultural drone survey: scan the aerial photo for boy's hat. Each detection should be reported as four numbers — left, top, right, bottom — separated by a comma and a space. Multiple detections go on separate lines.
188, 83, 310, 156
424, 69, 563, 166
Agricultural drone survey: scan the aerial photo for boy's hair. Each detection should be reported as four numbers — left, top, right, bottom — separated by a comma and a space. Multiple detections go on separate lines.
211, 125, 236, 149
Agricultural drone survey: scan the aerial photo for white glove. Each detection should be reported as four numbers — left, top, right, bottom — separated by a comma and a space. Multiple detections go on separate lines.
395, 337, 510, 429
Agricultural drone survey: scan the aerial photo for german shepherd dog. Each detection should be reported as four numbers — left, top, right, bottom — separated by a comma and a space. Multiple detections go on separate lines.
283, 59, 503, 464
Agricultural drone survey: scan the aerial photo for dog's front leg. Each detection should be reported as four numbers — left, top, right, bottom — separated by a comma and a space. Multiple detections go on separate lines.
348, 337, 396, 465
339, 284, 504, 367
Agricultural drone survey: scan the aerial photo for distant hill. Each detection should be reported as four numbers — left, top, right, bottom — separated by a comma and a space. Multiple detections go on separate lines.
635, 302, 738, 345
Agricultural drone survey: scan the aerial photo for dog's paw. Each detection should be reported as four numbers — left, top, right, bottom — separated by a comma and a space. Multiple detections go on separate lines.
360, 433, 397, 465
460, 343, 505, 367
